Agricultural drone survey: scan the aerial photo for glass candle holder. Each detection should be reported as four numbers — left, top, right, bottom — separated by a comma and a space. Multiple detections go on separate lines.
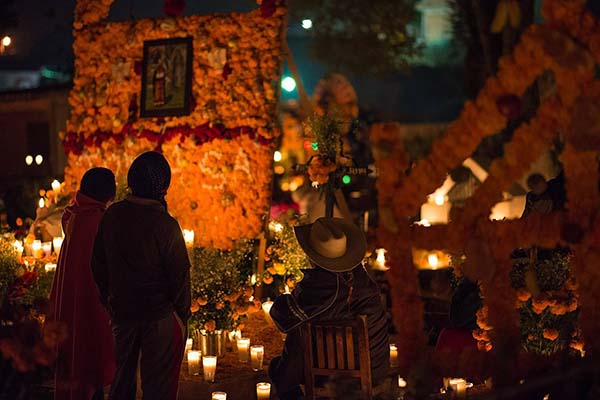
52, 237, 63, 255
256, 382, 271, 400
211, 392, 227, 400
203, 355, 217, 382
32, 240, 43, 259
185, 338, 193, 353
389, 344, 398, 367
250, 345, 264, 371
237, 338, 250, 363
449, 378, 467, 398
187, 351, 200, 375
42, 242, 52, 258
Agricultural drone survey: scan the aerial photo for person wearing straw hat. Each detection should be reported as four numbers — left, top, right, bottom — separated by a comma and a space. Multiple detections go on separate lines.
269, 217, 389, 400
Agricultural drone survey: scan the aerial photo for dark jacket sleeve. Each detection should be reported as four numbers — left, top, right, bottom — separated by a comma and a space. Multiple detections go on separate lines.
91, 218, 109, 311
164, 220, 192, 323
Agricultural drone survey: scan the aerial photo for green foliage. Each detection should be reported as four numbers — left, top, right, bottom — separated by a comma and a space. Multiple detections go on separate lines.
188, 240, 255, 332
510, 251, 571, 291
263, 211, 310, 287
0, 234, 20, 309
290, 0, 421, 74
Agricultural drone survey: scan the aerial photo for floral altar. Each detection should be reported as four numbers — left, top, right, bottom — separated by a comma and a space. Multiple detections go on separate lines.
373, 0, 600, 394
63, 0, 286, 249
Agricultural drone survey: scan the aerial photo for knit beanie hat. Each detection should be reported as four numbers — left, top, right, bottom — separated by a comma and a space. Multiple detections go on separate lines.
127, 151, 171, 200
80, 167, 116, 203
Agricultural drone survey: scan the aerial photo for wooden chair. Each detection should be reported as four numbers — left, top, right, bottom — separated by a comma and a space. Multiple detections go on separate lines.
299, 315, 386, 399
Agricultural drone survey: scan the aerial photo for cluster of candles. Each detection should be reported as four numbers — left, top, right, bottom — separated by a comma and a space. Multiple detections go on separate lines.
186, 336, 271, 399
13, 236, 63, 261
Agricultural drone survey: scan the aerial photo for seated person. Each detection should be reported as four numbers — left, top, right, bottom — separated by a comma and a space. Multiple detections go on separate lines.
269, 217, 389, 400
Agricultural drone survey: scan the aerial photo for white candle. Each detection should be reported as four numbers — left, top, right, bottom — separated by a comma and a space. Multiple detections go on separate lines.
203, 355, 217, 382
449, 378, 467, 398
256, 382, 271, 400
237, 338, 250, 363
53, 237, 63, 255
389, 344, 398, 367
12, 240, 23, 260
44, 263, 57, 272
398, 376, 407, 388
32, 240, 43, 259
187, 351, 200, 375
185, 338, 193, 352
42, 242, 52, 258
250, 345, 264, 371
38, 198, 45, 209
211, 392, 227, 400
261, 300, 273, 315
182, 229, 194, 247
51, 179, 61, 192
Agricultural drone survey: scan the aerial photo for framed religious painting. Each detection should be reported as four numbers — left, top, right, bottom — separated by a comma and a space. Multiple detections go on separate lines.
140, 37, 193, 117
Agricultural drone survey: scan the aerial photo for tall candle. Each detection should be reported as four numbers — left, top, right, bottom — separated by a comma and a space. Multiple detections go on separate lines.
256, 382, 271, 400
250, 345, 264, 371
211, 392, 227, 400
53, 237, 63, 255
187, 351, 200, 375
203, 355, 217, 382
389, 344, 398, 367
12, 240, 23, 260
32, 240, 43, 259
449, 378, 467, 398
185, 338, 193, 352
237, 338, 250, 363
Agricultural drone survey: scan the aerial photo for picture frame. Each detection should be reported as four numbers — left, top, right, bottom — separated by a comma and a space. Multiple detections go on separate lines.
140, 37, 193, 118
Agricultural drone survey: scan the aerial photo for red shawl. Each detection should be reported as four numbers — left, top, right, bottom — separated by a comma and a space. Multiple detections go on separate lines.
49, 192, 115, 399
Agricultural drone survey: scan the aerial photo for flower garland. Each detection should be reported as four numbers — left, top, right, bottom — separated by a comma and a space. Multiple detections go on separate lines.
373, 0, 600, 383
66, 1, 286, 249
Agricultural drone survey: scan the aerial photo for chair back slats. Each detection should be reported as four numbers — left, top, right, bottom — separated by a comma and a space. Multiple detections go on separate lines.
325, 327, 336, 368
335, 327, 345, 369
345, 326, 355, 370
301, 315, 374, 400
315, 326, 326, 369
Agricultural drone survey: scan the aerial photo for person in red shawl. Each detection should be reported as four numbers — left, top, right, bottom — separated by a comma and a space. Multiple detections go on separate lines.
49, 167, 117, 400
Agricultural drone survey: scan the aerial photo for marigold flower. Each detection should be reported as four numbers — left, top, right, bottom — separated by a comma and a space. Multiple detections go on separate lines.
543, 329, 560, 341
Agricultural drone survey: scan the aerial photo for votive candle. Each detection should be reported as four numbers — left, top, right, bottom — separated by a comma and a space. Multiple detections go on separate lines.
32, 240, 43, 259
53, 237, 63, 255
44, 263, 57, 272
250, 345, 264, 371
187, 351, 200, 375
42, 242, 52, 258
449, 378, 467, 398
203, 355, 217, 382
211, 392, 227, 400
237, 338, 250, 363
256, 382, 271, 400
389, 344, 398, 367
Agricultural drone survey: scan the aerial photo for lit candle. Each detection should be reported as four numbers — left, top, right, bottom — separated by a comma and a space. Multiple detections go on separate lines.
449, 378, 467, 398
203, 355, 217, 382
185, 338, 193, 353
187, 351, 200, 375
237, 338, 250, 363
211, 392, 227, 400
44, 263, 57, 272
53, 237, 63, 255
398, 376, 407, 388
389, 344, 398, 367
12, 240, 23, 260
42, 242, 52, 258
38, 198, 45, 209
182, 229, 194, 248
256, 382, 271, 400
32, 240, 43, 259
374, 248, 388, 270
250, 345, 264, 371
51, 179, 61, 192
261, 300, 273, 315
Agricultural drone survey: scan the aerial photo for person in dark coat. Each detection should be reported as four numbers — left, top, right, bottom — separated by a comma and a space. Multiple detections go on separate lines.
269, 217, 389, 400
50, 168, 117, 400
91, 152, 191, 400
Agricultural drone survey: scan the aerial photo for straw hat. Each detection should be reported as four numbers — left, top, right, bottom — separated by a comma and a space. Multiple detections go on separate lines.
294, 217, 366, 272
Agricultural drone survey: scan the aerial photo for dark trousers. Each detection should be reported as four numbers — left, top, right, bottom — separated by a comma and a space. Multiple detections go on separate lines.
109, 313, 185, 400
268, 332, 305, 400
